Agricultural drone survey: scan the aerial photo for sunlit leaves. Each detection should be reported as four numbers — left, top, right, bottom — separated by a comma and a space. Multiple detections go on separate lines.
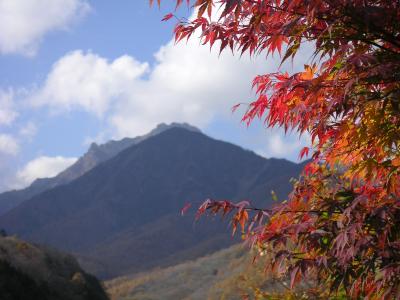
152, 0, 400, 298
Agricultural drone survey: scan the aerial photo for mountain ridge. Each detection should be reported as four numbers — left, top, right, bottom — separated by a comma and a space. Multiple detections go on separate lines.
0, 123, 200, 215
0, 127, 303, 279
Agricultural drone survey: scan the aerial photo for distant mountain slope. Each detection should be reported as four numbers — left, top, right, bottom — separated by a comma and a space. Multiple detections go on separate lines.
0, 236, 108, 300
105, 244, 252, 300
0, 127, 303, 279
0, 123, 200, 215
106, 243, 317, 300
105, 244, 290, 300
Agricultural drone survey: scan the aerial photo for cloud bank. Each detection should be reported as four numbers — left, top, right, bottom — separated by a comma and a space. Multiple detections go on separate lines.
31, 51, 149, 117
0, 0, 90, 55
30, 41, 275, 138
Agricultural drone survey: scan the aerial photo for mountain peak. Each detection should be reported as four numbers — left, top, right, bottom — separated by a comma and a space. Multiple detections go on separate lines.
152, 122, 201, 135
88, 142, 100, 152
0, 122, 203, 216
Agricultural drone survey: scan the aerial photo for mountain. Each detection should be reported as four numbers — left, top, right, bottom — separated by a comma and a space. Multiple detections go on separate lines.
0, 235, 108, 300
0, 123, 200, 215
0, 127, 304, 279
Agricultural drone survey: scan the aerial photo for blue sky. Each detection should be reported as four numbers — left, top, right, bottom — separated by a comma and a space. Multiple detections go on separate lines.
0, 0, 310, 192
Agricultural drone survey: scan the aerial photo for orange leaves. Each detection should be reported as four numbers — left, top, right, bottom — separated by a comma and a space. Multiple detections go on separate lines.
232, 209, 249, 234
299, 65, 317, 80
393, 157, 400, 167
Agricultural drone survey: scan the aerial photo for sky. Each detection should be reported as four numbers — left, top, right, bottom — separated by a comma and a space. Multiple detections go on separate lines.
0, 0, 311, 192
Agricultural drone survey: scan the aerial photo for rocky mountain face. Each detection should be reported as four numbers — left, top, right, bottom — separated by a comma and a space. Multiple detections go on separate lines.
0, 127, 304, 279
0, 123, 200, 215
0, 236, 108, 300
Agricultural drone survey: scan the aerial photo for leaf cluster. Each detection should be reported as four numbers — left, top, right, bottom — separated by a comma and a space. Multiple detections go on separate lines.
152, 0, 400, 298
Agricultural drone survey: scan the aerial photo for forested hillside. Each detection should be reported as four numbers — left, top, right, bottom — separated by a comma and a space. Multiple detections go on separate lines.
0, 236, 108, 300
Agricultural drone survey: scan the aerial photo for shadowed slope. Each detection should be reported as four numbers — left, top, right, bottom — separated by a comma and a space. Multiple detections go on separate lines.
0, 123, 200, 215
0, 127, 302, 278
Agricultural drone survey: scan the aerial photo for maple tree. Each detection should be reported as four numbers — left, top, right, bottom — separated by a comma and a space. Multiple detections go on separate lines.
151, 0, 400, 298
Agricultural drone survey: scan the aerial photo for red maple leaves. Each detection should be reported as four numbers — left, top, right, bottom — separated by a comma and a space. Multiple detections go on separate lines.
152, 0, 400, 297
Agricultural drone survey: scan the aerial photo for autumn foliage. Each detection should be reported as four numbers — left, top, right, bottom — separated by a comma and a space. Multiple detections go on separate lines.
152, 0, 400, 298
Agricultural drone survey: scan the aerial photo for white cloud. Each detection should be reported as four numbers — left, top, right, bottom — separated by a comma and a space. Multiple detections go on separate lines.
107, 40, 270, 138
13, 155, 77, 188
0, 0, 90, 55
30, 51, 149, 117
259, 130, 311, 161
0, 134, 19, 155
29, 23, 313, 158
0, 89, 18, 126
30, 45, 276, 138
